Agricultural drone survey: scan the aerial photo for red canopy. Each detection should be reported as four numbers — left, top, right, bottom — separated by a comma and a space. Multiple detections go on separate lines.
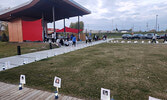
56, 27, 83, 33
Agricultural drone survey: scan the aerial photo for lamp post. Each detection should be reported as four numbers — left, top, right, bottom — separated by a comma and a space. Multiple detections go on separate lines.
156, 15, 158, 33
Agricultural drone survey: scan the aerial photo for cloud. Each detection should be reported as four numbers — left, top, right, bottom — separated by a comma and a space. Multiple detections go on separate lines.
0, 0, 167, 31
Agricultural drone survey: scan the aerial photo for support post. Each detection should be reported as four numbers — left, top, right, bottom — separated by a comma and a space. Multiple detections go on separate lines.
64, 19, 66, 33
53, 6, 56, 39
64, 19, 66, 38
78, 16, 80, 41
42, 13, 45, 42
49, 43, 52, 49
17, 46, 21, 55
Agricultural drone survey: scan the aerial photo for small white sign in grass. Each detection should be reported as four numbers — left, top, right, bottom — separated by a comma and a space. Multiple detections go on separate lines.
53, 76, 61, 88
134, 41, 138, 43
121, 41, 125, 43
101, 88, 110, 100
23, 58, 28, 64
148, 41, 151, 44
20, 75, 26, 84
149, 96, 161, 100
142, 41, 145, 44
5, 61, 10, 69
127, 41, 131, 43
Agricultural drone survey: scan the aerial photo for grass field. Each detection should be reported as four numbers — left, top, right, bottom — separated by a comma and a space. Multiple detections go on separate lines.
0, 42, 57, 58
0, 43, 167, 100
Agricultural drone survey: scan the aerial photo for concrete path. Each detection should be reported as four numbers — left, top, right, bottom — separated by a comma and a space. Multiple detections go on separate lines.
0, 40, 106, 71
0, 82, 83, 100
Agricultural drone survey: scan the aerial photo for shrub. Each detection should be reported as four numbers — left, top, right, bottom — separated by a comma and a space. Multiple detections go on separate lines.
1, 33, 8, 42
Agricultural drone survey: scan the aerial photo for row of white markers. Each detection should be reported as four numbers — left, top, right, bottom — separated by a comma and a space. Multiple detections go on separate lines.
109, 40, 167, 44
19, 75, 161, 100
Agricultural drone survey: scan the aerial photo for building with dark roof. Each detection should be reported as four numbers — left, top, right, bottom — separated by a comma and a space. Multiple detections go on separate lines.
0, 0, 91, 42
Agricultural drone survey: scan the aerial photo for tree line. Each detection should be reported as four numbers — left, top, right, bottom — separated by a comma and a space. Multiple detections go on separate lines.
69, 21, 84, 30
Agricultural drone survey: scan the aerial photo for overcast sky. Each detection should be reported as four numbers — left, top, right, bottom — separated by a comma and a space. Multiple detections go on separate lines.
0, 0, 167, 31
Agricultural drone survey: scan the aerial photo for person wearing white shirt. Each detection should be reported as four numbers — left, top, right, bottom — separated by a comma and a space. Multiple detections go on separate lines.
151, 34, 157, 43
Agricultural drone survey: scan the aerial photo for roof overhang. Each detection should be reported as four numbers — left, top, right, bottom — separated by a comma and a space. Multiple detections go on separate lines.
0, 0, 91, 22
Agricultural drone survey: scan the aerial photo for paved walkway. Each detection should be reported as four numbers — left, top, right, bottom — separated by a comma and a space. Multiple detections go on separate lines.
0, 82, 83, 100
0, 40, 106, 71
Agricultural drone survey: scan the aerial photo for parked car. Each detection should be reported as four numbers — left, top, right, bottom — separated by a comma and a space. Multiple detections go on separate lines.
143, 33, 159, 39
159, 34, 165, 39
132, 34, 143, 39
122, 34, 132, 39
143, 33, 154, 39
156, 35, 161, 39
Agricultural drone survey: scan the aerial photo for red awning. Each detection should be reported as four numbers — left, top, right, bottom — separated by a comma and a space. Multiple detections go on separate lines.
56, 27, 83, 33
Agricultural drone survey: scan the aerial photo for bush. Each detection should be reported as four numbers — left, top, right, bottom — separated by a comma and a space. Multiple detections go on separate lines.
1, 33, 8, 42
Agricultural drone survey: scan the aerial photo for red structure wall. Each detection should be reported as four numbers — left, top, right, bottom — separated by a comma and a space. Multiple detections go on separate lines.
22, 19, 43, 42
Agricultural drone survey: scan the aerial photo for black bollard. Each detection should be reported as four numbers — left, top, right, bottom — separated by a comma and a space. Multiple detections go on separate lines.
17, 46, 21, 55
49, 43, 52, 49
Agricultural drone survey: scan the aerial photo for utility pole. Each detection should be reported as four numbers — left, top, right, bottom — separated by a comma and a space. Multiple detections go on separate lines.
112, 19, 113, 31
146, 22, 148, 32
156, 15, 158, 33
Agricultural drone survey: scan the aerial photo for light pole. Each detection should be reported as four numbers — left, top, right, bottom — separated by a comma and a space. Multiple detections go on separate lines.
156, 15, 158, 33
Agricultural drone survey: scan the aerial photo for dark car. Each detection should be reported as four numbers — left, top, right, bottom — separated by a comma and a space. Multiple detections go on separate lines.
159, 34, 165, 39
132, 34, 143, 39
122, 34, 132, 39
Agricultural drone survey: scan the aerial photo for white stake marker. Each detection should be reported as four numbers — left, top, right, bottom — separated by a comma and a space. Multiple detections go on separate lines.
149, 96, 161, 100
20, 75, 26, 85
53, 76, 61, 88
101, 88, 110, 100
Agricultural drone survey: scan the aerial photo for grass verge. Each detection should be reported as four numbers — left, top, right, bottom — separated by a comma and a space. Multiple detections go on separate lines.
0, 42, 57, 58
0, 43, 167, 100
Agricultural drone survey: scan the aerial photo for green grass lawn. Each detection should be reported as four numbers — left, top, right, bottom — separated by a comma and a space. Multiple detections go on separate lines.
0, 43, 167, 100
0, 42, 57, 58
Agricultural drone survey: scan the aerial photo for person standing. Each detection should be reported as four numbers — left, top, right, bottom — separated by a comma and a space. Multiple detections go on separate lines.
71, 34, 74, 40
85, 35, 88, 44
88, 36, 92, 43
163, 34, 167, 43
151, 34, 157, 43
52, 33, 55, 43
72, 35, 76, 47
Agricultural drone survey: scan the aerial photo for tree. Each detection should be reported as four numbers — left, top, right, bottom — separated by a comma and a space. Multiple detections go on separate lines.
69, 23, 75, 29
0, 21, 8, 36
69, 21, 84, 30
1, 32, 8, 42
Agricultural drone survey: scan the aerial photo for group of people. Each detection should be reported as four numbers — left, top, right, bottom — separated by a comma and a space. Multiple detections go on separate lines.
85, 34, 107, 44
151, 33, 167, 43
53, 34, 77, 47
85, 35, 92, 44
47, 33, 108, 47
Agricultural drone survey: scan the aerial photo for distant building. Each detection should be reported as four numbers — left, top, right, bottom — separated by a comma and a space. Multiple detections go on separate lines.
83, 29, 111, 33
118, 30, 132, 33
